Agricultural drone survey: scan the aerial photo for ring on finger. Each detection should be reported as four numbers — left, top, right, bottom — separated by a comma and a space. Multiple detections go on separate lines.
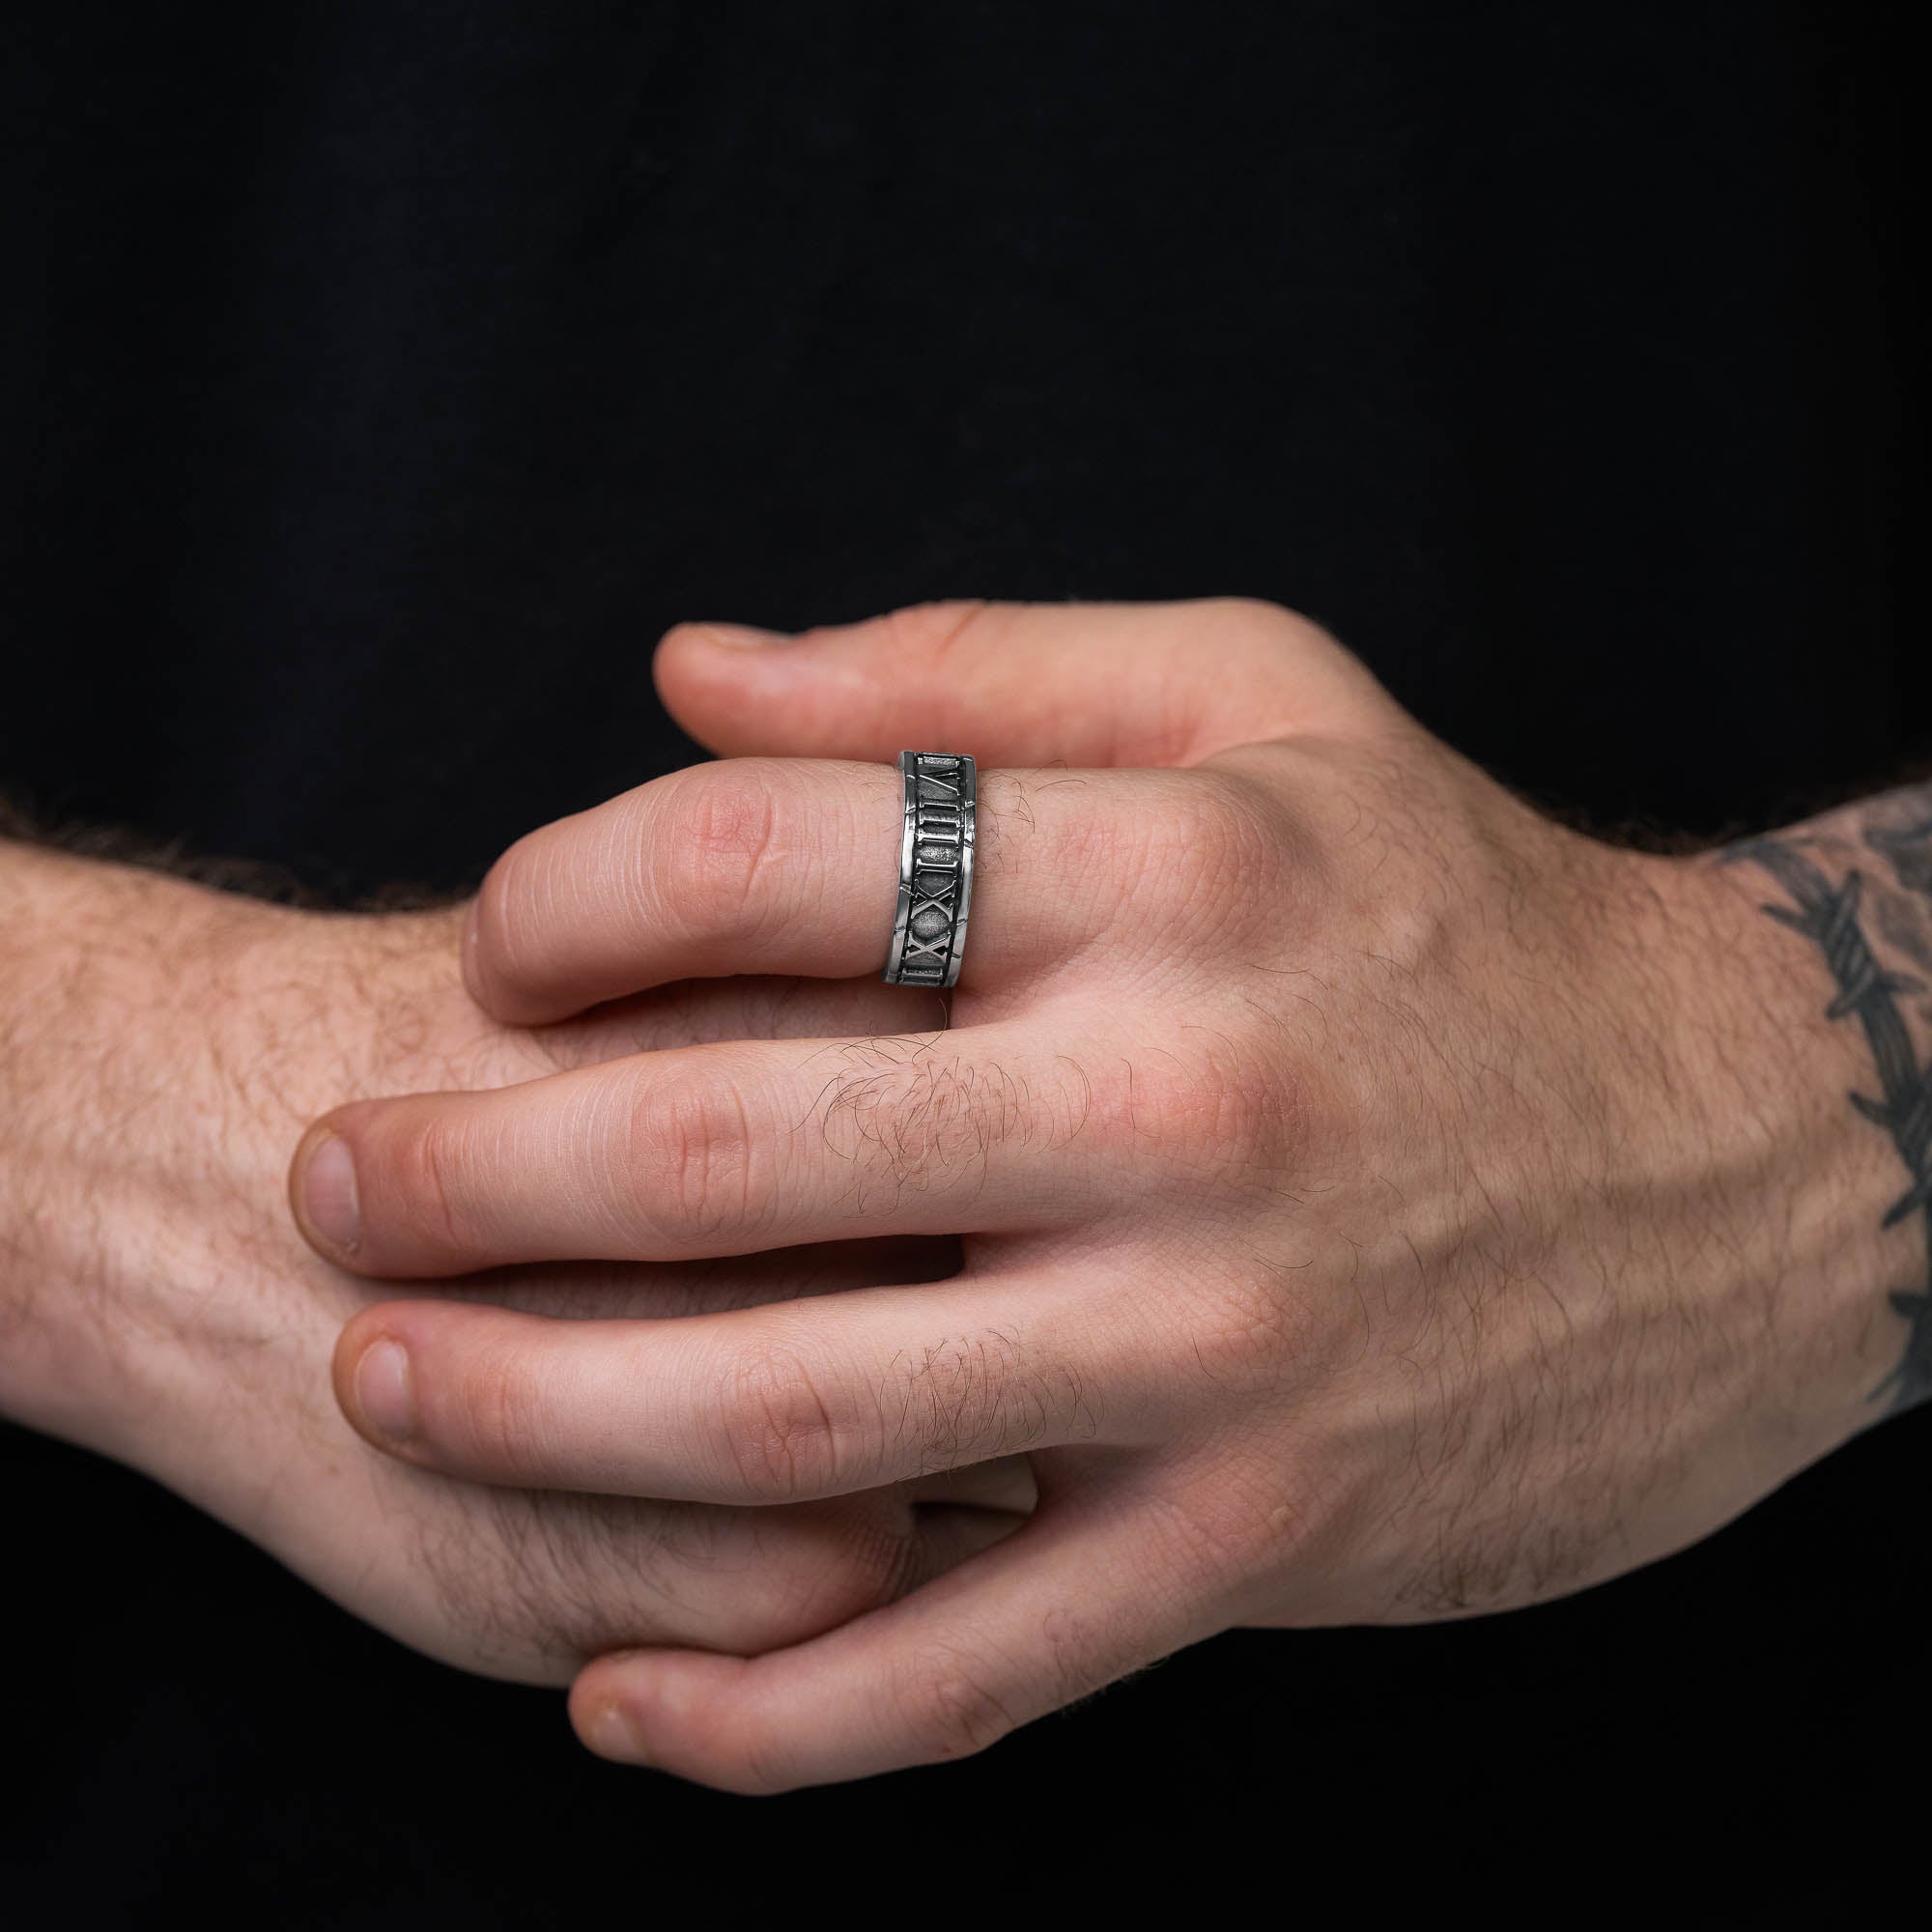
883, 751, 977, 989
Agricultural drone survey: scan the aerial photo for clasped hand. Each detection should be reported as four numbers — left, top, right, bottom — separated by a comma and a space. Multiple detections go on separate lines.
288, 600, 1888, 1791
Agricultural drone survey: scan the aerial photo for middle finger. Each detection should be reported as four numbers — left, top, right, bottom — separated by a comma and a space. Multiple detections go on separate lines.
293, 1023, 1115, 1277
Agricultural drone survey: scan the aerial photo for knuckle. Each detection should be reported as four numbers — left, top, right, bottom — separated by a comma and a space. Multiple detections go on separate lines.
386, 1109, 476, 1256
1097, 1032, 1319, 1187
458, 1336, 555, 1484
1183, 1269, 1325, 1398
1198, 596, 1386, 727
1199, 594, 1332, 666
719, 1342, 844, 1502
1199, 593, 1295, 638
893, 1643, 1020, 1763
623, 1068, 760, 1244
874, 599, 998, 660
1136, 772, 1280, 921
1242, 1047, 1330, 1172
1156, 1471, 1307, 1584
651, 764, 784, 938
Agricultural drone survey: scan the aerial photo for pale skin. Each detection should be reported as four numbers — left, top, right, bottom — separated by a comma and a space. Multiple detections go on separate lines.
282, 599, 1930, 1793
0, 840, 1031, 1685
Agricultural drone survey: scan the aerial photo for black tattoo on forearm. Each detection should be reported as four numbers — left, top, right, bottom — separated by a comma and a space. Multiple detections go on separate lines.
1723, 784, 1932, 1412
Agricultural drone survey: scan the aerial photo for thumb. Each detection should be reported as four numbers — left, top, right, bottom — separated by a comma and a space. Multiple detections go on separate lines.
652, 598, 1393, 768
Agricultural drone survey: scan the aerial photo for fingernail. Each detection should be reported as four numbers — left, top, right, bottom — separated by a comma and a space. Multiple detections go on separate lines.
694, 621, 793, 648
301, 1132, 361, 1256
354, 1339, 415, 1443
587, 1699, 652, 1765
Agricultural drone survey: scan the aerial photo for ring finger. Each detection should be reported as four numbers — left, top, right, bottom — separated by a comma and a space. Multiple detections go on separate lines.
333, 1277, 1140, 1503
463, 754, 1173, 1023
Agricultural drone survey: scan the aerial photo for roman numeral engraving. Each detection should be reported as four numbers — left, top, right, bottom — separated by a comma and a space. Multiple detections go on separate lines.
886, 751, 977, 988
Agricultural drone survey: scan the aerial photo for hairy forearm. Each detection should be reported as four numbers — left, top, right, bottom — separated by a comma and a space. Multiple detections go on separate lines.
1717, 780, 1932, 1413
0, 838, 231, 1437
0, 832, 465, 1450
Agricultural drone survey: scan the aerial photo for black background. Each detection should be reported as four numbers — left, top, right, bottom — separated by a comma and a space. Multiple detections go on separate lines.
1, 1, 1918, 1917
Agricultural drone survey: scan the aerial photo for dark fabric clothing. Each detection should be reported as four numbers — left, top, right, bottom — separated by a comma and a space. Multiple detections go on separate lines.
1, 2, 1918, 1917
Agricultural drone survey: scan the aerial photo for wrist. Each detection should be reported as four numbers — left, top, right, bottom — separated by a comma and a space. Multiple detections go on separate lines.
0, 842, 300, 1450
1654, 837, 1926, 1444
1714, 791, 1932, 1415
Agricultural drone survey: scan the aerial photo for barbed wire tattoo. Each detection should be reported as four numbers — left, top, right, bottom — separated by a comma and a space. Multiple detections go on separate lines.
1723, 788, 1932, 1412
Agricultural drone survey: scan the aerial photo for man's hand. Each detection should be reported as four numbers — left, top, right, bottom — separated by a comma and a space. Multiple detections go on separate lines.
291, 600, 1927, 1783
0, 838, 1027, 1684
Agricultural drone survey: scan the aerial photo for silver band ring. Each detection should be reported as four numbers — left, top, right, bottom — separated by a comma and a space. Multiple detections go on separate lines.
883, 751, 977, 988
